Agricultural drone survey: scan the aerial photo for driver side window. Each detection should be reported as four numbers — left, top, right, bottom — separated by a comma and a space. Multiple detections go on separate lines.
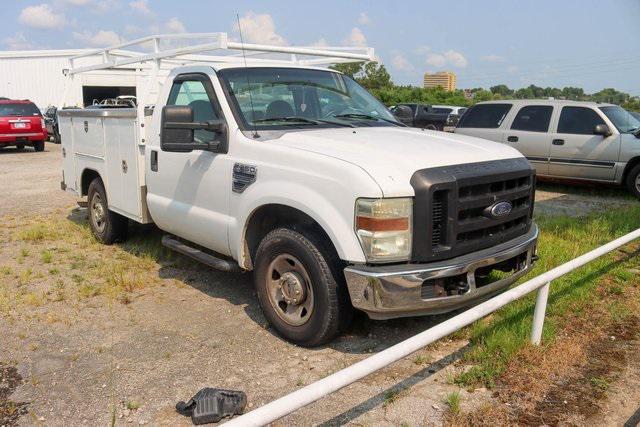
167, 79, 218, 142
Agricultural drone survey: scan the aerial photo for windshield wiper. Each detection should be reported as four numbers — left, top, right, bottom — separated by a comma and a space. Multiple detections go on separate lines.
333, 113, 402, 126
254, 116, 320, 125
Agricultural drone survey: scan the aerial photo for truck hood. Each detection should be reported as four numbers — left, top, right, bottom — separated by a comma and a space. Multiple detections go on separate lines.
273, 126, 525, 196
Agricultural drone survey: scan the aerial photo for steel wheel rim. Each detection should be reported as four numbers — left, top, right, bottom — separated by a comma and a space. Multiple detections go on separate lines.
90, 193, 106, 233
266, 254, 314, 326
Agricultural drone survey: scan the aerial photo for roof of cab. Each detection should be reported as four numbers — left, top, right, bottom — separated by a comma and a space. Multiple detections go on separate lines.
205, 62, 340, 73
474, 99, 617, 108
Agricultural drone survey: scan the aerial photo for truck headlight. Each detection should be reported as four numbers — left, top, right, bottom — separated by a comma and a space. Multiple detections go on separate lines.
355, 198, 412, 263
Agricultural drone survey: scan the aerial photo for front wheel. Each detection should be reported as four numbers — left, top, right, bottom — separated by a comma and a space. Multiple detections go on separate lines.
87, 178, 128, 244
626, 163, 640, 200
253, 228, 352, 346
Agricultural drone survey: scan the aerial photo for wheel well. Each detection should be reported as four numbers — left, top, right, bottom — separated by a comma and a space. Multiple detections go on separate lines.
622, 157, 640, 184
80, 169, 101, 196
243, 204, 336, 270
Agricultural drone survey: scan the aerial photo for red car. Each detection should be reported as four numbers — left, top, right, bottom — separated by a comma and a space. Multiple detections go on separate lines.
0, 100, 47, 151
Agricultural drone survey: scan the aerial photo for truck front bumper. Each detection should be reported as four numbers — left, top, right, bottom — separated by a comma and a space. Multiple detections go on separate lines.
344, 224, 538, 320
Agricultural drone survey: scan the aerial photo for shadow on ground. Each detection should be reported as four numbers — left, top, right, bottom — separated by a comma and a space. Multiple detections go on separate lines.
66, 207, 460, 356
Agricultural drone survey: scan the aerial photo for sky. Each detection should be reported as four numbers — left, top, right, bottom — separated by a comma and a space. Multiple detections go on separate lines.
2, 0, 639, 95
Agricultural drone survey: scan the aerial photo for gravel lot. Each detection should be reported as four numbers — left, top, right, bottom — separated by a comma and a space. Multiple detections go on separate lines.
0, 143, 637, 426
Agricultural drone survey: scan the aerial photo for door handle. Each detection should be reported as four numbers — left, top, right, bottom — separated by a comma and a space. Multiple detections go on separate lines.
507, 136, 518, 142
151, 150, 158, 172
552, 139, 565, 146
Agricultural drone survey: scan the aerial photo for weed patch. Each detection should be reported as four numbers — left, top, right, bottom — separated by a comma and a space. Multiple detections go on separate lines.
455, 206, 640, 388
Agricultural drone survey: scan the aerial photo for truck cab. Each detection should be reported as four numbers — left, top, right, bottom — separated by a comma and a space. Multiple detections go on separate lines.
59, 34, 538, 346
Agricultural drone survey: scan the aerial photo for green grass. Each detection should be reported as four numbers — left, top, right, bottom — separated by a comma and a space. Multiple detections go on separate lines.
125, 401, 141, 410
455, 205, 640, 388
445, 391, 461, 415
40, 249, 53, 264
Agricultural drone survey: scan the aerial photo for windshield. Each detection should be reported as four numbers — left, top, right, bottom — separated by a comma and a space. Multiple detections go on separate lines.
218, 67, 399, 129
599, 106, 640, 134
0, 103, 41, 116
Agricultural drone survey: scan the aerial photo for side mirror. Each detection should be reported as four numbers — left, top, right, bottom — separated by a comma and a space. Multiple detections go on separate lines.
161, 105, 225, 152
593, 124, 612, 137
391, 105, 414, 125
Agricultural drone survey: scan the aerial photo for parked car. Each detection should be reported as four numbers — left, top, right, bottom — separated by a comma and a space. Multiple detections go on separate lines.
0, 99, 47, 151
431, 105, 468, 129
455, 100, 640, 198
391, 103, 467, 131
44, 106, 61, 144
60, 41, 538, 346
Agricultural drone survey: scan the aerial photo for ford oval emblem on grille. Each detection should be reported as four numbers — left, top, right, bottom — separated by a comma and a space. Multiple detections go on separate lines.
485, 201, 512, 219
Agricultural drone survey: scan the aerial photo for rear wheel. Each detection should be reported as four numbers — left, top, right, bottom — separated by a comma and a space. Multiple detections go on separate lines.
33, 141, 45, 152
625, 163, 640, 199
254, 228, 352, 346
87, 178, 128, 244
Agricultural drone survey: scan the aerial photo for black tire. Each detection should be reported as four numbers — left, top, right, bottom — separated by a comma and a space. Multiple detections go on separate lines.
16, 143, 25, 151
254, 228, 352, 346
625, 163, 640, 200
87, 178, 128, 244
33, 141, 45, 152
54, 131, 61, 144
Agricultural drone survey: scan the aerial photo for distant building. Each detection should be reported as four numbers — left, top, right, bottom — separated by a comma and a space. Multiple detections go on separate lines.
423, 71, 456, 91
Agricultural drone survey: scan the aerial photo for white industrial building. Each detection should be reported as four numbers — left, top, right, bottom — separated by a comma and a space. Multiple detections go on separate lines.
0, 49, 167, 110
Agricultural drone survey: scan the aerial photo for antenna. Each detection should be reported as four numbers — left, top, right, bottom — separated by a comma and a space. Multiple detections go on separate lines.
236, 13, 260, 139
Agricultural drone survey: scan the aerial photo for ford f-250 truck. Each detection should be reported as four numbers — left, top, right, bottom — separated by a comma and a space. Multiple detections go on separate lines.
59, 34, 538, 346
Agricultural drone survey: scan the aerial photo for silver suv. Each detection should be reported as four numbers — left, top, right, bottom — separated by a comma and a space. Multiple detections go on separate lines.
454, 100, 640, 198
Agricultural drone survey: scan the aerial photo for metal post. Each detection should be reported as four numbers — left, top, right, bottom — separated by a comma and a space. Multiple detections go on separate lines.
531, 281, 550, 345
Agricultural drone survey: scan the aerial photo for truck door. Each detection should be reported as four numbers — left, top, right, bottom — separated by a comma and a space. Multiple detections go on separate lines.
502, 105, 553, 176
549, 106, 619, 181
145, 73, 232, 256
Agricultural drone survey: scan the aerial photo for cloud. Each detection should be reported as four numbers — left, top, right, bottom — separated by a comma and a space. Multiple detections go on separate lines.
165, 17, 186, 33
3, 33, 36, 50
358, 12, 371, 25
310, 38, 329, 47
19, 4, 66, 29
73, 30, 122, 47
60, 0, 92, 5
426, 49, 468, 68
129, 0, 151, 15
233, 12, 287, 46
426, 53, 446, 68
343, 27, 367, 47
391, 53, 414, 72
481, 54, 506, 63
507, 65, 518, 73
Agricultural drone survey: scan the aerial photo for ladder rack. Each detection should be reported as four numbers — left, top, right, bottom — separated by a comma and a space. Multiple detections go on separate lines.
66, 32, 374, 75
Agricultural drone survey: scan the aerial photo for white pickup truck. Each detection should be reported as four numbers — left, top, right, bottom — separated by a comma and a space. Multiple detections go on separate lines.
59, 34, 538, 346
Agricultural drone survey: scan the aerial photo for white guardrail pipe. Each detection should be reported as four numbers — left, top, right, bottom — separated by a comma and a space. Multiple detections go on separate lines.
226, 228, 640, 426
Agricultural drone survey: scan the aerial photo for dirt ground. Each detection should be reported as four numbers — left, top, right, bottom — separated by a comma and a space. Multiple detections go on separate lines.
1, 143, 638, 426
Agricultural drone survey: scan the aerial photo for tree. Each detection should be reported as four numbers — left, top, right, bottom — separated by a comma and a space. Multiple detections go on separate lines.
490, 84, 513, 97
330, 61, 392, 90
